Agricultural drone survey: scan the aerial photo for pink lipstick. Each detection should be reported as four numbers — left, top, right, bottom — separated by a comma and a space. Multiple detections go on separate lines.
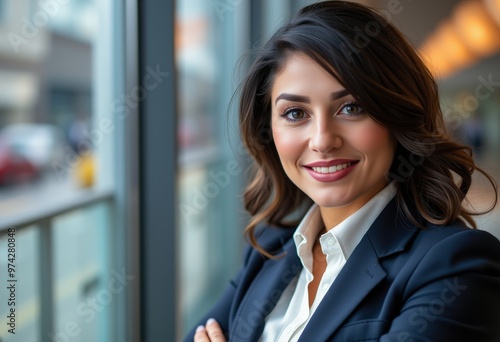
303, 160, 358, 182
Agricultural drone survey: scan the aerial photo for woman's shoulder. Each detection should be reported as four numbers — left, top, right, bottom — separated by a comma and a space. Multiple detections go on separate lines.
370, 213, 500, 276
407, 222, 500, 276
417, 221, 500, 249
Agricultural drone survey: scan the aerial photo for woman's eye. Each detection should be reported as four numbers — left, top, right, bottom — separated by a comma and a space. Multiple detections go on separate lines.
280, 108, 307, 122
339, 102, 364, 116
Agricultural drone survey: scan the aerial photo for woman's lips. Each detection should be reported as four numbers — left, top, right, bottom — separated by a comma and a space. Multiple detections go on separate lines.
303, 161, 358, 182
310, 162, 352, 174
303, 159, 358, 168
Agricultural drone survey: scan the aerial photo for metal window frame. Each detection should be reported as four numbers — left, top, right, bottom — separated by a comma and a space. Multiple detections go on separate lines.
137, 0, 178, 341
118, 0, 142, 342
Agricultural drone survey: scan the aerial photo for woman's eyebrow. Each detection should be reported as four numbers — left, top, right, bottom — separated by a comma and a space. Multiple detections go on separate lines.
330, 89, 350, 100
274, 89, 351, 105
275, 93, 310, 105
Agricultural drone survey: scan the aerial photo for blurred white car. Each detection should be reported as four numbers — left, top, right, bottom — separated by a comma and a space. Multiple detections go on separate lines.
0, 123, 64, 172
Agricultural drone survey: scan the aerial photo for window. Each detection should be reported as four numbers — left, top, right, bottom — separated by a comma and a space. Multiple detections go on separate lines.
176, 0, 251, 334
0, 0, 129, 341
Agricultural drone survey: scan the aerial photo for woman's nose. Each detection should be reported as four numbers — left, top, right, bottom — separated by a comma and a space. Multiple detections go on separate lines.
309, 118, 342, 154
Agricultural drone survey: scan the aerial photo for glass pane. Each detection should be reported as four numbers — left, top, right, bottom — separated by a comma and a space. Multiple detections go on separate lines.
0, 1, 5, 21
0, 0, 123, 341
0, 0, 113, 221
52, 201, 112, 342
0, 226, 40, 342
176, 0, 250, 335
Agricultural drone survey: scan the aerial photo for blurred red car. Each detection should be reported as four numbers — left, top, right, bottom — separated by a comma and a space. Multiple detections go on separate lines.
0, 136, 39, 186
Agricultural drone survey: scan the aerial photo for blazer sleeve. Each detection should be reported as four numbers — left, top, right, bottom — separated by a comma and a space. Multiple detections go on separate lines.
381, 229, 500, 342
182, 244, 252, 342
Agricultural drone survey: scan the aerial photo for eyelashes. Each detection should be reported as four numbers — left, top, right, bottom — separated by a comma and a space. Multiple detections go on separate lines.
278, 101, 365, 123
339, 102, 364, 116
279, 106, 306, 122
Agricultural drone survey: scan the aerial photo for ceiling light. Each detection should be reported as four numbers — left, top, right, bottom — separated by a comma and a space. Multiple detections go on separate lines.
453, 0, 500, 57
484, 0, 500, 27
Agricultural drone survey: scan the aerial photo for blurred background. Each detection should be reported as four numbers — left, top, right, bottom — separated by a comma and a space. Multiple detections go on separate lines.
0, 0, 498, 341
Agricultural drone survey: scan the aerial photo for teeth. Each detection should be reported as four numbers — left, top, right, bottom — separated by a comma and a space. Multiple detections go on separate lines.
312, 163, 351, 174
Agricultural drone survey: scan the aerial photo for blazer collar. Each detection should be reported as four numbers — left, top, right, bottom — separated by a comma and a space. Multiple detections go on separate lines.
299, 198, 418, 341
367, 198, 420, 258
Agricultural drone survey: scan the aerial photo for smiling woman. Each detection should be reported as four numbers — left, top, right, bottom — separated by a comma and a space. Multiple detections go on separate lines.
186, 1, 500, 341
271, 53, 396, 223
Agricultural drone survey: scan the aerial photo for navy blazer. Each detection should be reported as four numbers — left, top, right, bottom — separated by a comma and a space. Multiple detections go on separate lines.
185, 199, 500, 341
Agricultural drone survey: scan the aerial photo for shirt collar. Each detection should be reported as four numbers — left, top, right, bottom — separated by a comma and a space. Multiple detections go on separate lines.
293, 182, 397, 264
293, 204, 324, 271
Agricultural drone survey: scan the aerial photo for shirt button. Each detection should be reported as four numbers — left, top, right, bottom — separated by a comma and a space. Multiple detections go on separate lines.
327, 239, 335, 246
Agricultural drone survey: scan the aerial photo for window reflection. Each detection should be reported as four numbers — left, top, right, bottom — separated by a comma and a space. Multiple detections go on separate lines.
176, 0, 247, 335
52, 201, 112, 342
0, 0, 98, 218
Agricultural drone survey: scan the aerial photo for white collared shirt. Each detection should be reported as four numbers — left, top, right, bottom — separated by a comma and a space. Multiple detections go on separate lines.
259, 183, 396, 342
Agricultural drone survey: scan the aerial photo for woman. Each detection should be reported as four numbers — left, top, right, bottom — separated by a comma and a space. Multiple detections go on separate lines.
187, 1, 500, 341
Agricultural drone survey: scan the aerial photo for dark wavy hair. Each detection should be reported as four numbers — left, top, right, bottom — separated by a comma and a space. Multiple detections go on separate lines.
238, 0, 497, 257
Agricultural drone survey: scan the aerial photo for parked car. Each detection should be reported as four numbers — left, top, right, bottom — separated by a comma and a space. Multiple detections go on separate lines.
0, 123, 64, 169
0, 136, 39, 186
0, 123, 64, 185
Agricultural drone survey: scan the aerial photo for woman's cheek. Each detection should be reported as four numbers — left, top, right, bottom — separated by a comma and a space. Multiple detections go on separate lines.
272, 127, 300, 159
353, 122, 393, 152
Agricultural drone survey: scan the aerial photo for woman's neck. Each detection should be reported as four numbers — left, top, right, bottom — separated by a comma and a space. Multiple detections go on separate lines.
319, 181, 388, 230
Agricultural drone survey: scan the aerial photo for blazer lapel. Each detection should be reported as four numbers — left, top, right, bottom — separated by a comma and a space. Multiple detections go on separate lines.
299, 236, 386, 341
230, 236, 302, 341
299, 199, 418, 341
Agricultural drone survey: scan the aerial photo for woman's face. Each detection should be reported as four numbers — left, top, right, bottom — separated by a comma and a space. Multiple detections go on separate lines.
271, 53, 396, 213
